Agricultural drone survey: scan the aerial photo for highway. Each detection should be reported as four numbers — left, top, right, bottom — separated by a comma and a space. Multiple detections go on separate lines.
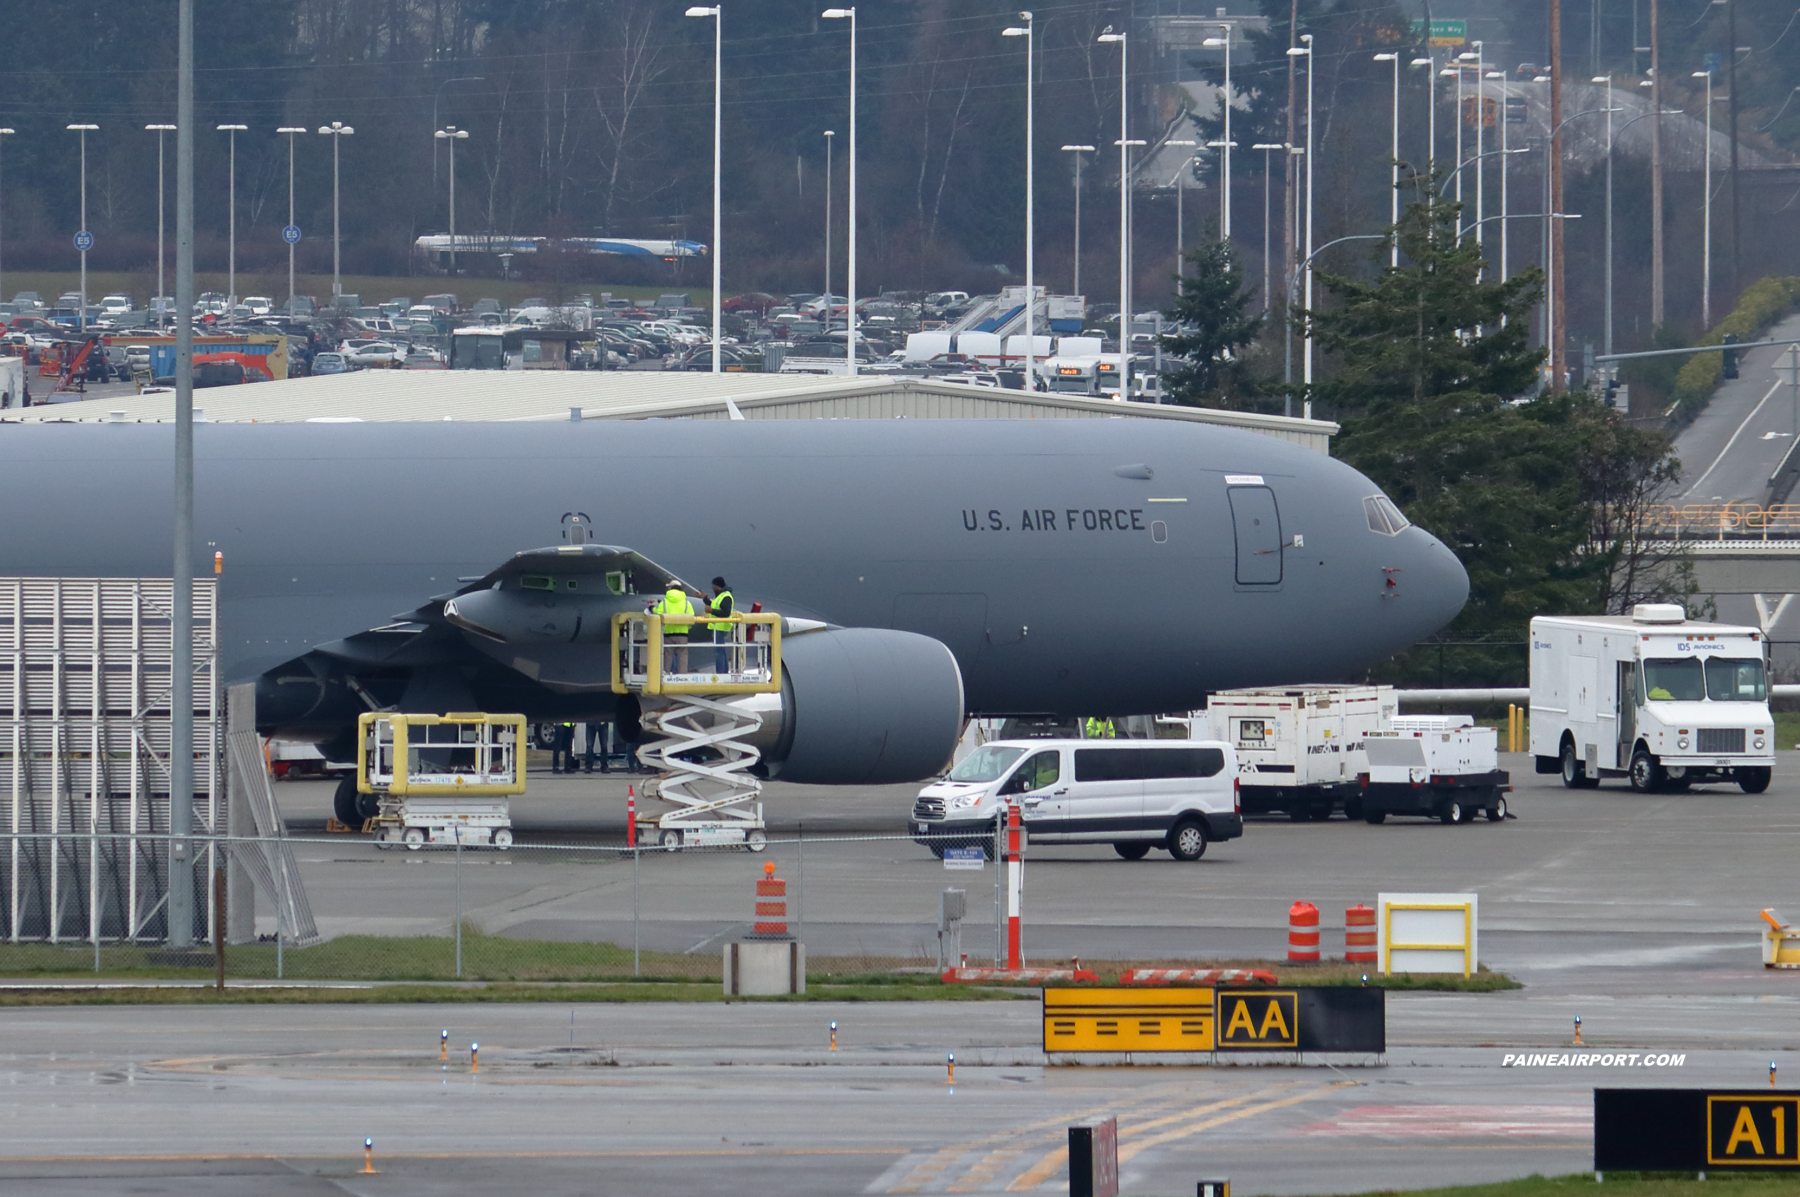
1672, 310, 1800, 505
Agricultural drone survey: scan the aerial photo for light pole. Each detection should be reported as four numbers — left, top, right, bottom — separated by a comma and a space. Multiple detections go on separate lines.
147, 124, 176, 320
1593, 77, 1616, 352
823, 7, 857, 375
687, 5, 722, 373
432, 75, 483, 186
1436, 148, 1527, 197
1469, 42, 1485, 255
434, 126, 469, 280
822, 130, 834, 306
1061, 145, 1092, 297
67, 124, 97, 330
1203, 29, 1233, 242
170, 0, 196, 951
1003, 12, 1035, 387
1447, 61, 1465, 217
277, 127, 305, 311
1099, 28, 1130, 398
1374, 53, 1400, 266
1411, 56, 1436, 191
1253, 143, 1283, 311
1601, 107, 1678, 356
1695, 68, 1715, 328
0, 128, 11, 305
1489, 72, 1508, 280
1538, 107, 1620, 380
217, 124, 246, 307
1284, 233, 1385, 417
1285, 35, 1315, 392
318, 121, 353, 302
1202, 139, 1233, 255
1166, 139, 1196, 274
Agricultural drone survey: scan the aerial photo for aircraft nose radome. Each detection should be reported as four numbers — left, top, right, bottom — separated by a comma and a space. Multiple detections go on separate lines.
1403, 528, 1470, 635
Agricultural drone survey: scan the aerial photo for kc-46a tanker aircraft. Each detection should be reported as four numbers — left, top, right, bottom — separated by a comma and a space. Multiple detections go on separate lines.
0, 416, 1467, 803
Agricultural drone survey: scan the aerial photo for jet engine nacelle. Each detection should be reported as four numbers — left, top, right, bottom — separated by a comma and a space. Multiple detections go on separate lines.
751, 627, 965, 785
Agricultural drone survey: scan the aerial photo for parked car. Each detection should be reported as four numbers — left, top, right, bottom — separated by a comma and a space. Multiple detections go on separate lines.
11, 292, 41, 309
401, 353, 448, 370
98, 294, 132, 315
311, 352, 349, 375
243, 296, 273, 315
471, 297, 502, 316
344, 341, 403, 367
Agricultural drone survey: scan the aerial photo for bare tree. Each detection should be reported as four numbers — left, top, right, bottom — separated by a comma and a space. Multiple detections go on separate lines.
593, 3, 669, 235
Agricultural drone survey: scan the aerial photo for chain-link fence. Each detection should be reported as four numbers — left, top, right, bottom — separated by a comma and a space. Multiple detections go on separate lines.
0, 827, 1067, 985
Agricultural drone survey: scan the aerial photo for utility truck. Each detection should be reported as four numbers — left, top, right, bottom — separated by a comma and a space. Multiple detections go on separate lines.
1529, 605, 1774, 793
1204, 685, 1394, 820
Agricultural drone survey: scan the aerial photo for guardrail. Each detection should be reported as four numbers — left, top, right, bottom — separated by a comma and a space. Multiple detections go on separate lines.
1634, 503, 1800, 539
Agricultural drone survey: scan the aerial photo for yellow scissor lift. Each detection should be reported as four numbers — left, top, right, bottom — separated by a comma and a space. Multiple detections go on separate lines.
612, 611, 783, 850
357, 712, 528, 850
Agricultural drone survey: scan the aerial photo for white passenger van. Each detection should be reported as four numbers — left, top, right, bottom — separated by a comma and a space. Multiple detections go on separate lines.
910, 739, 1242, 861
1530, 604, 1776, 793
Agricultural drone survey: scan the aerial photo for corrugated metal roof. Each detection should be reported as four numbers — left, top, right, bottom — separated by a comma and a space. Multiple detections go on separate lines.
2, 370, 1338, 451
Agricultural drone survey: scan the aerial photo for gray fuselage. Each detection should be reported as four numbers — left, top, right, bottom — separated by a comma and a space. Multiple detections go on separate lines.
0, 417, 1467, 716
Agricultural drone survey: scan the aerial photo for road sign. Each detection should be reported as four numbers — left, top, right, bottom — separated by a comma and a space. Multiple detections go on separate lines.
1597, 1090, 1800, 1172
282, 224, 302, 245
1710, 1095, 1800, 1165
1410, 18, 1467, 45
1217, 989, 1300, 1048
942, 846, 985, 870
73, 231, 93, 252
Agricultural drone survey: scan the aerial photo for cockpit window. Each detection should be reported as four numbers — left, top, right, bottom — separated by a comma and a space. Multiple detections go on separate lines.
1363, 495, 1410, 535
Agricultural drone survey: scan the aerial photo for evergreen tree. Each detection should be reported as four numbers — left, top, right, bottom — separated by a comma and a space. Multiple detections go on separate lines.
1160, 236, 1264, 410
1310, 190, 1684, 650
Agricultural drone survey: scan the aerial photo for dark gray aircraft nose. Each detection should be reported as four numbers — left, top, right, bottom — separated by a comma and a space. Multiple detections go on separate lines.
1396, 524, 1471, 636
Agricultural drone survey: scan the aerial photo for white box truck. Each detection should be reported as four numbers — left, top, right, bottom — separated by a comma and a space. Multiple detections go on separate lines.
1529, 604, 1774, 793
1205, 685, 1394, 820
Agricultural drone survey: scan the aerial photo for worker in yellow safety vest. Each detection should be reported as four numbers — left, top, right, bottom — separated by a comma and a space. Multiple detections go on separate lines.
651, 583, 695, 673
707, 577, 735, 675
1084, 717, 1115, 739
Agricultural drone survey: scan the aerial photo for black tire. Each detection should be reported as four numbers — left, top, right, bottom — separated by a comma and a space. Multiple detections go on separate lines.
332, 777, 360, 826
1113, 842, 1151, 861
1343, 797, 1363, 821
1364, 810, 1386, 825
1440, 800, 1464, 825
1487, 796, 1508, 822
1628, 748, 1664, 793
1167, 819, 1208, 862
1309, 804, 1333, 822
1287, 807, 1311, 823
1560, 741, 1598, 789
1740, 767, 1773, 794
354, 789, 381, 820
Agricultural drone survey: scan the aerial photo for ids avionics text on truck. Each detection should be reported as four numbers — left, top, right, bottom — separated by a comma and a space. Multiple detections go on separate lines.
1530, 604, 1774, 793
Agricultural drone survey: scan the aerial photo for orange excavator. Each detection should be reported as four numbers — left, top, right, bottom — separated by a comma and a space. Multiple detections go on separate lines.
48, 336, 100, 395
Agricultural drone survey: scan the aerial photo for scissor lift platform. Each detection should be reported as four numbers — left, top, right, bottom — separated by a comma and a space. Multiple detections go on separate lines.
357, 713, 527, 850
612, 610, 782, 849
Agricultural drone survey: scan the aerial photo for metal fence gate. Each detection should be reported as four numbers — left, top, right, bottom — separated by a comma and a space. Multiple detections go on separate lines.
0, 578, 218, 943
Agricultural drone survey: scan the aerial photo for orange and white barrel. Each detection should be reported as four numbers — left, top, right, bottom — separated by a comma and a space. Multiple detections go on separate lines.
1287, 900, 1320, 963
754, 861, 788, 935
1345, 903, 1377, 964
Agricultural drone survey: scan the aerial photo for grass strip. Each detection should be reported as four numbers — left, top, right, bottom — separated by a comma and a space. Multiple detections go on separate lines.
0, 981, 1028, 1006
0, 940, 1516, 994
1291, 1173, 1800, 1197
